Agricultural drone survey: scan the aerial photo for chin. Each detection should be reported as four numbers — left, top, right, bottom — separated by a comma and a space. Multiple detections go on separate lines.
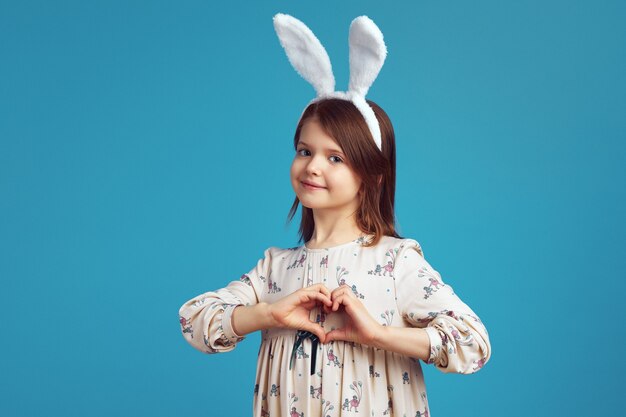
297, 199, 319, 209
297, 197, 327, 210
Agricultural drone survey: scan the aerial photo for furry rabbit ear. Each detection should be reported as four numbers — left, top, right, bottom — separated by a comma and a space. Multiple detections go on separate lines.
273, 13, 335, 97
348, 16, 387, 97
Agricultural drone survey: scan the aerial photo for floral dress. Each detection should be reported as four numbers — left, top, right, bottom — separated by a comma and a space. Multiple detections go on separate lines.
179, 235, 491, 417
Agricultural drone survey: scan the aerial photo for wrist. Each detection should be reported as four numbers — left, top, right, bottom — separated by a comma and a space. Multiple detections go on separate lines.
373, 326, 431, 361
372, 323, 390, 349
259, 302, 278, 329
232, 303, 277, 335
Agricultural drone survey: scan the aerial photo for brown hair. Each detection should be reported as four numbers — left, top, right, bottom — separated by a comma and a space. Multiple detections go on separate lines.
286, 98, 402, 247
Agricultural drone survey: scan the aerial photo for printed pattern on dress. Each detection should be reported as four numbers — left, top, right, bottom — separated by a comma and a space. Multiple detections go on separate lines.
367, 247, 398, 277
179, 316, 193, 338
419, 266, 443, 299
267, 277, 282, 293
335, 266, 349, 284
306, 263, 313, 286
288, 252, 307, 269
342, 381, 363, 413
310, 384, 322, 399
179, 237, 491, 416
415, 391, 430, 417
321, 399, 335, 417
288, 392, 303, 417
383, 385, 394, 415
380, 309, 395, 326
335, 265, 365, 298
326, 345, 342, 368
402, 371, 410, 384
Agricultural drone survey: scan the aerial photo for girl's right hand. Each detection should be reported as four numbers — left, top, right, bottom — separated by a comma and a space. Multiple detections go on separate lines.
267, 284, 332, 342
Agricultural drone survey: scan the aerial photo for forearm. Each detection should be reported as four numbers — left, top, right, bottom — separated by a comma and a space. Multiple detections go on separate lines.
231, 302, 277, 336
372, 325, 431, 362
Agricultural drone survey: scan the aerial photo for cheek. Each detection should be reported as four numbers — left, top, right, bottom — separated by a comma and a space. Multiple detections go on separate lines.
290, 159, 297, 176
344, 170, 362, 193
352, 181, 362, 198
290, 160, 299, 185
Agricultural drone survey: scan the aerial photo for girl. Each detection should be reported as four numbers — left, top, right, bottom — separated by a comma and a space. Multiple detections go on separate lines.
179, 14, 491, 417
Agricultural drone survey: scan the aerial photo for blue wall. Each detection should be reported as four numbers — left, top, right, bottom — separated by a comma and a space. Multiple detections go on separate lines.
1, 1, 624, 416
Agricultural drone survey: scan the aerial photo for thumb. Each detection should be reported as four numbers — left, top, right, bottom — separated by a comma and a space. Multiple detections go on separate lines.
324, 327, 348, 344
301, 322, 326, 344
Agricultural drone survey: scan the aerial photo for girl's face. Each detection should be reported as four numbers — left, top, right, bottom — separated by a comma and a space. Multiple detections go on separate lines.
290, 119, 362, 214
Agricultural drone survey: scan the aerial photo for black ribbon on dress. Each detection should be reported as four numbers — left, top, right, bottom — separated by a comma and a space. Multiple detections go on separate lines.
289, 330, 319, 375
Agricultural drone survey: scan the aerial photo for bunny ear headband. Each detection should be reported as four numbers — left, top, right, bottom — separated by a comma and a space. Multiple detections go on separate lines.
273, 13, 387, 151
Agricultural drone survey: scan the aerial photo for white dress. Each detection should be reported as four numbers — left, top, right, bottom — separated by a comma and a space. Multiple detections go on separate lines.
179, 235, 491, 417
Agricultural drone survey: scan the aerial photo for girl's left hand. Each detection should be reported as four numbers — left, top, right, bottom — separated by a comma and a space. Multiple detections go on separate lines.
323, 284, 384, 346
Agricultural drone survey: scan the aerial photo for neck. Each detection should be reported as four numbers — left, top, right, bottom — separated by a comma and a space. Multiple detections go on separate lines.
307, 208, 363, 248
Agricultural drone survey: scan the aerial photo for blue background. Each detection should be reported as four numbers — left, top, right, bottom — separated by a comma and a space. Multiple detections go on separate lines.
1, 1, 624, 416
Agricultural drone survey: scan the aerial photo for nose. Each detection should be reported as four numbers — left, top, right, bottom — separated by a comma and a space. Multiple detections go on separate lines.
305, 155, 323, 175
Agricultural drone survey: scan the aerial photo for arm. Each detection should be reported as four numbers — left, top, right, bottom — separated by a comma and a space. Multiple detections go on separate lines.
178, 248, 271, 354
372, 326, 431, 362
232, 284, 333, 341
230, 303, 275, 336
321, 284, 430, 362
321, 286, 434, 362
394, 240, 492, 374
321, 242, 490, 372
180, 244, 334, 352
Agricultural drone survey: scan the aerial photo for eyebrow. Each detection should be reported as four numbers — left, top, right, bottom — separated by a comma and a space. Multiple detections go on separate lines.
297, 140, 345, 155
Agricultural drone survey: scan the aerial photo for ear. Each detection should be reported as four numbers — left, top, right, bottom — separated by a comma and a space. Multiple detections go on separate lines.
357, 181, 365, 197
347, 16, 387, 97
273, 13, 336, 97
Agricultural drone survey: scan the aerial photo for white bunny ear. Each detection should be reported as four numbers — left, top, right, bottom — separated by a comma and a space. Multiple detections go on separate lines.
348, 16, 387, 97
273, 13, 335, 97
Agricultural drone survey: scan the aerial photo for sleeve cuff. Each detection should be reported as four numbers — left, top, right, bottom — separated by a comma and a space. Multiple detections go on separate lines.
221, 303, 245, 345
424, 326, 443, 365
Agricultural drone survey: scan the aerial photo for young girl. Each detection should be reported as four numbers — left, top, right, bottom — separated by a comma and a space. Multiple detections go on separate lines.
179, 14, 491, 417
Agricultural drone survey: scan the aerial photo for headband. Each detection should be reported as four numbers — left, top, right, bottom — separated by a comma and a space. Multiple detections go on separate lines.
273, 13, 388, 151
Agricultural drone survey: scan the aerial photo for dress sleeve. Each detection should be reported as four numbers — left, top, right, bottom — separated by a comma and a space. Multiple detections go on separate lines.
393, 240, 491, 374
178, 247, 272, 354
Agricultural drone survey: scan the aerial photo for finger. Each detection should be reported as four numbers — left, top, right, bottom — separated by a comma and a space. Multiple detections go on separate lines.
332, 294, 354, 312
298, 288, 329, 300
325, 327, 350, 344
307, 283, 331, 298
330, 284, 349, 297
323, 302, 332, 314
303, 291, 332, 306
322, 298, 334, 313
318, 284, 332, 298
342, 288, 355, 300
301, 322, 326, 344
330, 285, 353, 301
305, 289, 332, 305
332, 293, 349, 311
309, 291, 332, 307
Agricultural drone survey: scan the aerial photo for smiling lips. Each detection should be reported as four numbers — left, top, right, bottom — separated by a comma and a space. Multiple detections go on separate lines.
302, 180, 326, 190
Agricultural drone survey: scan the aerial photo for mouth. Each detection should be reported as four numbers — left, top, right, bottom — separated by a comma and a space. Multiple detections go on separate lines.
301, 181, 326, 190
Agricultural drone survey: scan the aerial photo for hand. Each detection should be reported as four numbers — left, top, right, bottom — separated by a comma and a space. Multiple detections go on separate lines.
323, 284, 384, 346
267, 283, 333, 343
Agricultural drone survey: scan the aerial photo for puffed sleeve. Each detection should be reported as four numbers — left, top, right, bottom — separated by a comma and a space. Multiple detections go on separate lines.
178, 247, 272, 354
394, 239, 491, 374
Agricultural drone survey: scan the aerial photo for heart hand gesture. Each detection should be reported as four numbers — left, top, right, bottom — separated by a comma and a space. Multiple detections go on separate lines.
267, 283, 332, 343
323, 284, 384, 346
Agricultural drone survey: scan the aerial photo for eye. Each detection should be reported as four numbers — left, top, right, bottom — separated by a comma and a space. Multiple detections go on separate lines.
296, 148, 310, 157
329, 155, 344, 163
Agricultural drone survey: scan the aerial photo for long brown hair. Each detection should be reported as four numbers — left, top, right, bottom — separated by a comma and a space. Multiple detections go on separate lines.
286, 98, 401, 247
